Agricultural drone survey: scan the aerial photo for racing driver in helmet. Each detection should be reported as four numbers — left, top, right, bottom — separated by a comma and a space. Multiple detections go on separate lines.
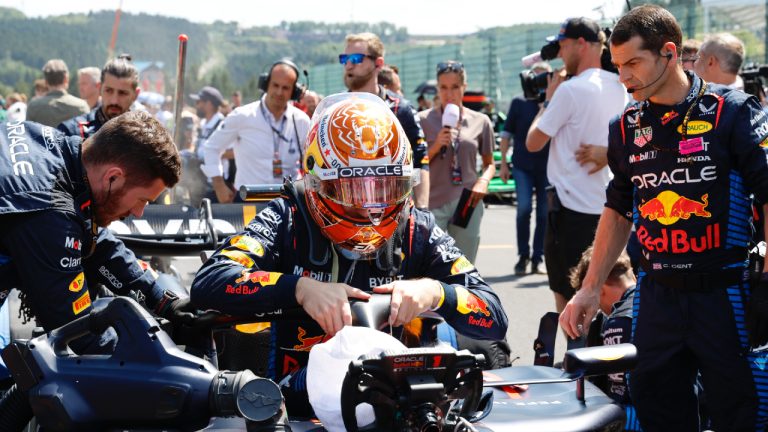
191, 93, 508, 416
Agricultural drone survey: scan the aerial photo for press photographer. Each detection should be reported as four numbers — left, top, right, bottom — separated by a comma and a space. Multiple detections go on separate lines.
525, 17, 630, 318
520, 26, 617, 101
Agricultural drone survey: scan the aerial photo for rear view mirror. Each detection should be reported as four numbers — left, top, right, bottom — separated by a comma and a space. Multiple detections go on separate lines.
563, 343, 637, 379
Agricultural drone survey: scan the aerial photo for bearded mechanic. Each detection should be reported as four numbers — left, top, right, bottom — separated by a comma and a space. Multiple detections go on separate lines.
560, 5, 768, 431
191, 94, 508, 417
57, 57, 141, 140
0, 111, 190, 354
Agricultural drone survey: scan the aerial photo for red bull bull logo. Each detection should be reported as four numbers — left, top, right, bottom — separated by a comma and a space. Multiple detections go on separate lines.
234, 270, 281, 286
638, 191, 711, 225
293, 327, 330, 351
660, 111, 679, 125
456, 287, 491, 317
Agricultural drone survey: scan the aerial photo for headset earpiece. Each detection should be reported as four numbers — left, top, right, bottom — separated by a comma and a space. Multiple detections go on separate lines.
258, 58, 304, 100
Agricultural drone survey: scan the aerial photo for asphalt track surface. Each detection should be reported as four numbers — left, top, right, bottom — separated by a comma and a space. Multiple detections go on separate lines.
172, 202, 567, 366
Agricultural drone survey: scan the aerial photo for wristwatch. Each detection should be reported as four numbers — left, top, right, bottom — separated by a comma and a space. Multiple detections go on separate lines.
542, 100, 550, 109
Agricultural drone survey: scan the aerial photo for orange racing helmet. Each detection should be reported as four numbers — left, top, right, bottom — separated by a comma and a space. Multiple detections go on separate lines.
303, 93, 415, 256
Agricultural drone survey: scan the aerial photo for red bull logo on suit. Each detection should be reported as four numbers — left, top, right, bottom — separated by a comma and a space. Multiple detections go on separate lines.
637, 191, 719, 254
638, 191, 711, 226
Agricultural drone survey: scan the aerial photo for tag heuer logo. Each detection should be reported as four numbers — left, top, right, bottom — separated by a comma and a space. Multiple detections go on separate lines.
633, 126, 653, 147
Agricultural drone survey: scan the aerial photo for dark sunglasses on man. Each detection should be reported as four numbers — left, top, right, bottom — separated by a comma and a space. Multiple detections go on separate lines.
682, 55, 699, 65
339, 53, 376, 65
437, 61, 464, 75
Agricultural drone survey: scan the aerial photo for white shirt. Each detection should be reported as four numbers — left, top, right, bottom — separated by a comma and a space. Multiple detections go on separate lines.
202, 98, 310, 188
537, 68, 629, 214
196, 112, 226, 160
728, 75, 744, 91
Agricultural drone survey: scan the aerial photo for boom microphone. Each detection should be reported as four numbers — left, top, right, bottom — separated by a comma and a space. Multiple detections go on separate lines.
627, 53, 673, 94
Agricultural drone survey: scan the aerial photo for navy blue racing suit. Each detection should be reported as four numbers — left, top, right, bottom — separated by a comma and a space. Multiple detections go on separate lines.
57, 106, 108, 139
191, 181, 507, 417
0, 121, 171, 353
605, 72, 768, 431
589, 288, 642, 431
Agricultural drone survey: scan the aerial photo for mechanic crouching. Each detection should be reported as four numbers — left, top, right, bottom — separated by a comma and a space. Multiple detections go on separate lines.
191, 93, 508, 417
0, 111, 191, 355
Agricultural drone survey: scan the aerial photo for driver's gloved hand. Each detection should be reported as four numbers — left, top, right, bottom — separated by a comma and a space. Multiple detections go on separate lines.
154, 292, 195, 325
747, 274, 768, 347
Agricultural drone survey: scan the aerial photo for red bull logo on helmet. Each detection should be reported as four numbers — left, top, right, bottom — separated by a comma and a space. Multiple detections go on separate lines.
638, 191, 711, 225
455, 287, 491, 317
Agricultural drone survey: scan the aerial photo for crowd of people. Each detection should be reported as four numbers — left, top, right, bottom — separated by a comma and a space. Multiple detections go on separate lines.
0, 5, 767, 430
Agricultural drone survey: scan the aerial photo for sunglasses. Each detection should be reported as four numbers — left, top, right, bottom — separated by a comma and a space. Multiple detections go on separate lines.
339, 53, 376, 65
437, 61, 464, 75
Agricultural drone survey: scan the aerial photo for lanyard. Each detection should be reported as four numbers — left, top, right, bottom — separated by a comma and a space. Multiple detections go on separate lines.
259, 100, 290, 156
638, 77, 707, 155
679, 79, 707, 143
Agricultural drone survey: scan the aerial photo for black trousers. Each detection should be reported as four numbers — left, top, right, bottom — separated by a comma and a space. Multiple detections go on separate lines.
630, 273, 767, 431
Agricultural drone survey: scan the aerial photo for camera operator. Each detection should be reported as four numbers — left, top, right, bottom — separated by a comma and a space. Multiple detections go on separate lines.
526, 17, 629, 317
693, 32, 745, 90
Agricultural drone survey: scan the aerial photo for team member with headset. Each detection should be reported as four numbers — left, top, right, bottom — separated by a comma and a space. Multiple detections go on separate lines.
561, 5, 768, 430
202, 59, 311, 203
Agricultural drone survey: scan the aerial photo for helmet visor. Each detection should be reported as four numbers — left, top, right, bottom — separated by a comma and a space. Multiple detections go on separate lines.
318, 176, 413, 209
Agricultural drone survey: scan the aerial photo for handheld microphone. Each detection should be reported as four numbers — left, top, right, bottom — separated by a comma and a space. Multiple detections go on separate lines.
627, 53, 673, 94
441, 103, 460, 157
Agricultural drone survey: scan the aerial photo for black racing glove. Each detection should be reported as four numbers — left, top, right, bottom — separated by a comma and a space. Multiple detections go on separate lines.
154, 291, 195, 325
747, 273, 768, 347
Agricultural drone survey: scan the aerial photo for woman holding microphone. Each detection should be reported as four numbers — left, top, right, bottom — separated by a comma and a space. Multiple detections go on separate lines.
418, 61, 496, 263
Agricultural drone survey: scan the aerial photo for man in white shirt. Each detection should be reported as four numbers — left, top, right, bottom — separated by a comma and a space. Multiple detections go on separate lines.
693, 32, 745, 90
203, 60, 310, 203
526, 17, 630, 316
